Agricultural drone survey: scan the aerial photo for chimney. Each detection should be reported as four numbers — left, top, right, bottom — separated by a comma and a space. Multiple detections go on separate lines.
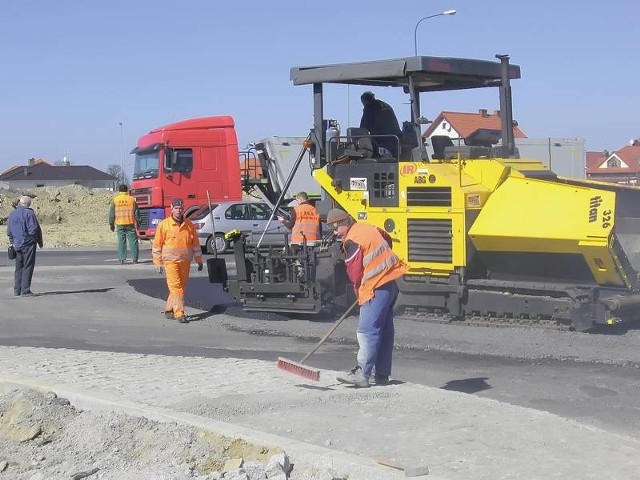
27, 157, 35, 166
478, 109, 488, 117
493, 110, 501, 117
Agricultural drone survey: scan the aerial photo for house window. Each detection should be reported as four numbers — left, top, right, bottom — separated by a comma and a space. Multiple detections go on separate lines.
607, 157, 621, 168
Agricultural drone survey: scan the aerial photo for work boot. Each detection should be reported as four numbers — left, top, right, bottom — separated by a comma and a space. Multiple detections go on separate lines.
336, 366, 369, 388
163, 311, 173, 319
374, 375, 390, 386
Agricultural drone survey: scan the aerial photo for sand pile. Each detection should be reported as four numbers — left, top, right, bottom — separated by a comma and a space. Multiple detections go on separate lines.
0, 186, 117, 249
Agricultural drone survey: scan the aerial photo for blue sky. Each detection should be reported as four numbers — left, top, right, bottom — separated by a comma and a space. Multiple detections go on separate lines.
1, 0, 637, 175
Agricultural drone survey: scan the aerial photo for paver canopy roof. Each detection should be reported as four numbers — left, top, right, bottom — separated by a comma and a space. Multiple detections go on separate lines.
291, 56, 521, 92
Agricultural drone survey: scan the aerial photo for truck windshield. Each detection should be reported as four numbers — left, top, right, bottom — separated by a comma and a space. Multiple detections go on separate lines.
132, 152, 159, 180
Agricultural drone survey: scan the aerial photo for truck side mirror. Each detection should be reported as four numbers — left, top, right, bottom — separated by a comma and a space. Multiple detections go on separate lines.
164, 149, 177, 172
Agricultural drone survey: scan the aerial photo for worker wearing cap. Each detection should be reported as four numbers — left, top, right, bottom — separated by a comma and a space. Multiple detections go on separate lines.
327, 208, 407, 388
277, 191, 321, 245
152, 198, 203, 323
108, 184, 141, 264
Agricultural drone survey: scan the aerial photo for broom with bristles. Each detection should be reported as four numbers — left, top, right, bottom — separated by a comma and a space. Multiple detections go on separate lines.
276, 300, 358, 381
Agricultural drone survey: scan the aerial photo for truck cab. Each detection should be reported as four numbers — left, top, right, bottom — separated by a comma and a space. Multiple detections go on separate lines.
130, 116, 242, 239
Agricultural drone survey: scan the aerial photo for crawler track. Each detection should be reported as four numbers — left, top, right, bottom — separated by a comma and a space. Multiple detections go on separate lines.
396, 306, 573, 331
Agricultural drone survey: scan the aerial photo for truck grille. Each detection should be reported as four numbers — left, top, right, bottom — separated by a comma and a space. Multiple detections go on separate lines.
138, 210, 150, 229
131, 188, 152, 208
134, 195, 151, 207
407, 219, 452, 263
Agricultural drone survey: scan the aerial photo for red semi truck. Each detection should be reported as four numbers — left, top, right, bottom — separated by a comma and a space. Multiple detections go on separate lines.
130, 116, 242, 239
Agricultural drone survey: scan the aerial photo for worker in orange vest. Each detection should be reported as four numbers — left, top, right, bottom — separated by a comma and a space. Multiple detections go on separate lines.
327, 208, 408, 388
152, 198, 203, 323
108, 184, 141, 264
277, 191, 321, 245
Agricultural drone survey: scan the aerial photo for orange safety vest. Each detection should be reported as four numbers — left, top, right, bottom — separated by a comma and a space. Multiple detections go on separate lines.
152, 216, 203, 265
112, 192, 137, 226
291, 203, 321, 243
344, 223, 407, 305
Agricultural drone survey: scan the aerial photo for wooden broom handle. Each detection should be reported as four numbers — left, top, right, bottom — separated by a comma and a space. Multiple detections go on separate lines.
300, 300, 359, 364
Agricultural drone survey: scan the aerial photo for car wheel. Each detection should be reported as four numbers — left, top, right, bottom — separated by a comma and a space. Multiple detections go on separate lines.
207, 233, 229, 255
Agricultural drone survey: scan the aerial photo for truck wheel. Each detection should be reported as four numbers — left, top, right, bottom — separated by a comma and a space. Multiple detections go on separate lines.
207, 234, 229, 255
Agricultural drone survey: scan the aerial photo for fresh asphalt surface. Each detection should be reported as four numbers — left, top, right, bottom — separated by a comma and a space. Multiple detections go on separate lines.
4, 248, 640, 442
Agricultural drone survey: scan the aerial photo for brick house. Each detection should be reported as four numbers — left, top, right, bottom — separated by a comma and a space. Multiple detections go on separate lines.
422, 109, 527, 145
586, 141, 640, 185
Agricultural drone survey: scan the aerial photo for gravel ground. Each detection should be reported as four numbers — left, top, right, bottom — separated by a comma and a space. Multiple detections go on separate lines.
0, 387, 345, 480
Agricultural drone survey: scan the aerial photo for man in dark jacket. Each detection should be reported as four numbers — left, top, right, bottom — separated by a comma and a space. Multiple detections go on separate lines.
7, 195, 43, 297
360, 91, 403, 156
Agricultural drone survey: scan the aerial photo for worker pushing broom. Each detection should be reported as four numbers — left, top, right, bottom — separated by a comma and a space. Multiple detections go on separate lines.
277, 208, 407, 387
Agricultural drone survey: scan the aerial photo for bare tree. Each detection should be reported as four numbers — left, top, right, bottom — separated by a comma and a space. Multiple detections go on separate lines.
106, 164, 129, 187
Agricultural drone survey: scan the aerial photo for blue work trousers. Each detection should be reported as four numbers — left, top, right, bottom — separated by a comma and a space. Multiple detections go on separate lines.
356, 281, 399, 378
14, 242, 37, 295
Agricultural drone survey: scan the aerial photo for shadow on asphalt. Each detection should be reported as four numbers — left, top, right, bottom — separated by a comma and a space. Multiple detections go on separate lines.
441, 377, 492, 394
36, 288, 114, 296
128, 276, 347, 323
183, 306, 229, 323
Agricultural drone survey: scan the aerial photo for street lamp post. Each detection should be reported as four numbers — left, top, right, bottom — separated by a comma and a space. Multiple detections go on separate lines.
118, 121, 124, 185
414, 9, 457, 56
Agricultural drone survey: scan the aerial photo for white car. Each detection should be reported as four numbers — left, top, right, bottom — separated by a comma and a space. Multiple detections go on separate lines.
190, 201, 292, 254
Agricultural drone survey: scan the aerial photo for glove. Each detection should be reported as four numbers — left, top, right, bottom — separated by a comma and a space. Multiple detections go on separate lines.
110, 225, 115, 232
197, 263, 203, 272
155, 265, 163, 275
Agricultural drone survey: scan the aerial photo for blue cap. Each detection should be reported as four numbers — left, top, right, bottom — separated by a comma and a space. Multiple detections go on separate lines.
171, 198, 184, 208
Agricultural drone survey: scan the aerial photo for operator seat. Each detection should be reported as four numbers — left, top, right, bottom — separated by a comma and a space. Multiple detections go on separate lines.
335, 127, 378, 163
431, 135, 455, 160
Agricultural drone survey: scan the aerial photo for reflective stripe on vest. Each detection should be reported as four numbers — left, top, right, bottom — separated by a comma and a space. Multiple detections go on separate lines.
291, 203, 321, 243
113, 193, 136, 225
152, 217, 203, 265
345, 222, 407, 304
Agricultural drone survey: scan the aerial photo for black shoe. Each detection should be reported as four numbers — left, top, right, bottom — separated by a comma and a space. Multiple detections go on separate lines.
20, 291, 37, 297
374, 375, 390, 386
176, 315, 189, 324
163, 311, 173, 319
